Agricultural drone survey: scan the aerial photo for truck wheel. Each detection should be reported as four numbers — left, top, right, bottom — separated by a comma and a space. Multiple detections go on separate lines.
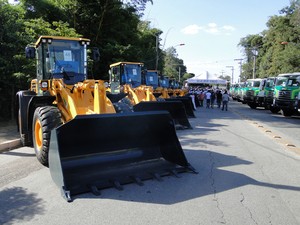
32, 106, 62, 166
281, 109, 293, 117
270, 106, 280, 114
248, 103, 257, 109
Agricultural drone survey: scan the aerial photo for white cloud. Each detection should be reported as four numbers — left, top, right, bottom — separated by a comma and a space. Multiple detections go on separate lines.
181, 24, 202, 35
222, 25, 236, 31
181, 23, 236, 36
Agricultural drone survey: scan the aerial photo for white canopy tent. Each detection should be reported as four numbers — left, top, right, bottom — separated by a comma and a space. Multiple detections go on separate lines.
187, 71, 227, 85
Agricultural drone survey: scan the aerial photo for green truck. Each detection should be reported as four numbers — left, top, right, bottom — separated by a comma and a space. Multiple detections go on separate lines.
257, 77, 275, 109
242, 78, 262, 109
275, 73, 300, 116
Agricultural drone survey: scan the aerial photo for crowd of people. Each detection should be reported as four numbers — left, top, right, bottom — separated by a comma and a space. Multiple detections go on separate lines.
188, 86, 230, 111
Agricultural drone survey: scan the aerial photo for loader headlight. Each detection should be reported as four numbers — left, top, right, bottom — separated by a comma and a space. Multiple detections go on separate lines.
80, 41, 90, 46
40, 81, 48, 91
41, 38, 52, 44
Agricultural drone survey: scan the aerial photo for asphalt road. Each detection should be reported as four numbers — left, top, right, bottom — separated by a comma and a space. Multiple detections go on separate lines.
1, 100, 300, 225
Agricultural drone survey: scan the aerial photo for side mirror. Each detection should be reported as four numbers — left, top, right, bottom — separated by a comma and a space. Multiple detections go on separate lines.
25, 46, 35, 58
92, 48, 100, 62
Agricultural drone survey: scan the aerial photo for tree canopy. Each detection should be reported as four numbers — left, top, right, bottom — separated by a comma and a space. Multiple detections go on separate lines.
238, 0, 300, 81
0, 0, 185, 120
2, 0, 300, 119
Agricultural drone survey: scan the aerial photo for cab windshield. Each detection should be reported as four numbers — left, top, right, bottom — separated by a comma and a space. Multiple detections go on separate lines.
121, 64, 142, 87
275, 77, 288, 87
145, 71, 159, 88
43, 39, 87, 84
160, 78, 170, 88
265, 79, 274, 88
286, 76, 300, 87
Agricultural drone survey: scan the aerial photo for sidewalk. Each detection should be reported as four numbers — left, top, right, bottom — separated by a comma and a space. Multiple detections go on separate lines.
0, 120, 21, 152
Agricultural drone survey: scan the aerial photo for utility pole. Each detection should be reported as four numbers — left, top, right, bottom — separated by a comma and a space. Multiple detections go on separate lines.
234, 58, 243, 82
155, 35, 159, 70
226, 66, 234, 84
220, 70, 225, 77
251, 48, 258, 79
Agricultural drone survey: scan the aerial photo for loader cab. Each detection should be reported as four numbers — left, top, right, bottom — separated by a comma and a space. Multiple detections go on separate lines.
109, 62, 144, 94
169, 78, 179, 89
145, 70, 159, 89
159, 76, 170, 88
26, 36, 91, 92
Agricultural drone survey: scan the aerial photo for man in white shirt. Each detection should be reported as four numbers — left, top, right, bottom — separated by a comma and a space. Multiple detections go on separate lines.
205, 90, 212, 108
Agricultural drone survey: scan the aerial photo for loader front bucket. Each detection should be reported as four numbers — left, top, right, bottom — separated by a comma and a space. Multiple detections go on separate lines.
165, 97, 196, 118
133, 101, 192, 130
48, 111, 196, 201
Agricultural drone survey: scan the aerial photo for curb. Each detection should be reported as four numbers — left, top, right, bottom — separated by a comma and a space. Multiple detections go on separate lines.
0, 139, 22, 153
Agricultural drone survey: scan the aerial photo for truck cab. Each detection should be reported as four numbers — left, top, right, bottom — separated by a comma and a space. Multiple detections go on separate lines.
257, 77, 275, 109
277, 73, 300, 116
242, 78, 262, 108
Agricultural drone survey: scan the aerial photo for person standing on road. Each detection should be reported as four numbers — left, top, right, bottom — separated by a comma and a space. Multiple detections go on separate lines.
198, 89, 205, 107
216, 90, 222, 108
210, 89, 216, 109
205, 90, 212, 108
222, 90, 230, 111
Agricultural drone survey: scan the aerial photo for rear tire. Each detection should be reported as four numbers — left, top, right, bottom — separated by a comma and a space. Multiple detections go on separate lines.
156, 97, 165, 102
113, 102, 133, 113
32, 106, 62, 166
18, 109, 32, 146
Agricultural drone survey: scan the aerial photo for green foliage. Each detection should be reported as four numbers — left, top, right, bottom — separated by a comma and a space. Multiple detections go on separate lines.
162, 47, 187, 83
0, 0, 182, 120
239, 0, 300, 80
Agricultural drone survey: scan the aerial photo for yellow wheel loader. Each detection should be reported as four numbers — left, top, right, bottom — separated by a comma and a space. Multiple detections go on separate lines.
109, 62, 192, 129
16, 36, 196, 201
146, 72, 196, 118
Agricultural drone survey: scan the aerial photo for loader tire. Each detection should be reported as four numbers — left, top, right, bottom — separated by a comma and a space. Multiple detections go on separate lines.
156, 97, 165, 102
113, 102, 133, 113
120, 97, 133, 110
18, 109, 33, 147
32, 106, 62, 166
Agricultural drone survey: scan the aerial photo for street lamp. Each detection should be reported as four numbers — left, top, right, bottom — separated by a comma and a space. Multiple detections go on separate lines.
174, 43, 185, 47
171, 43, 185, 82
249, 46, 260, 79
226, 66, 234, 83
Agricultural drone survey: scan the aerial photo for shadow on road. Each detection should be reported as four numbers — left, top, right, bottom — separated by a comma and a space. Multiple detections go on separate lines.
0, 187, 45, 225
72, 149, 300, 204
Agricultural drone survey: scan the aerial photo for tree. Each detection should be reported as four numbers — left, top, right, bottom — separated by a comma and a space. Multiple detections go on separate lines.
0, 0, 183, 120
239, 0, 300, 79
0, 1, 28, 120
162, 47, 186, 82
0, 0, 81, 120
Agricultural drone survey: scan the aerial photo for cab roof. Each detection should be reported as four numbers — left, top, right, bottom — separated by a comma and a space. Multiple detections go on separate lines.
35, 36, 90, 47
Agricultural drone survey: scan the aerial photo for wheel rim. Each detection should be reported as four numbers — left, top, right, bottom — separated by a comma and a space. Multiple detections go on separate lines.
34, 119, 43, 150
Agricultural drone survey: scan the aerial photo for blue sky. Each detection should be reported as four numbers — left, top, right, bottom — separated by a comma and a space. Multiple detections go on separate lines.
142, 0, 292, 82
